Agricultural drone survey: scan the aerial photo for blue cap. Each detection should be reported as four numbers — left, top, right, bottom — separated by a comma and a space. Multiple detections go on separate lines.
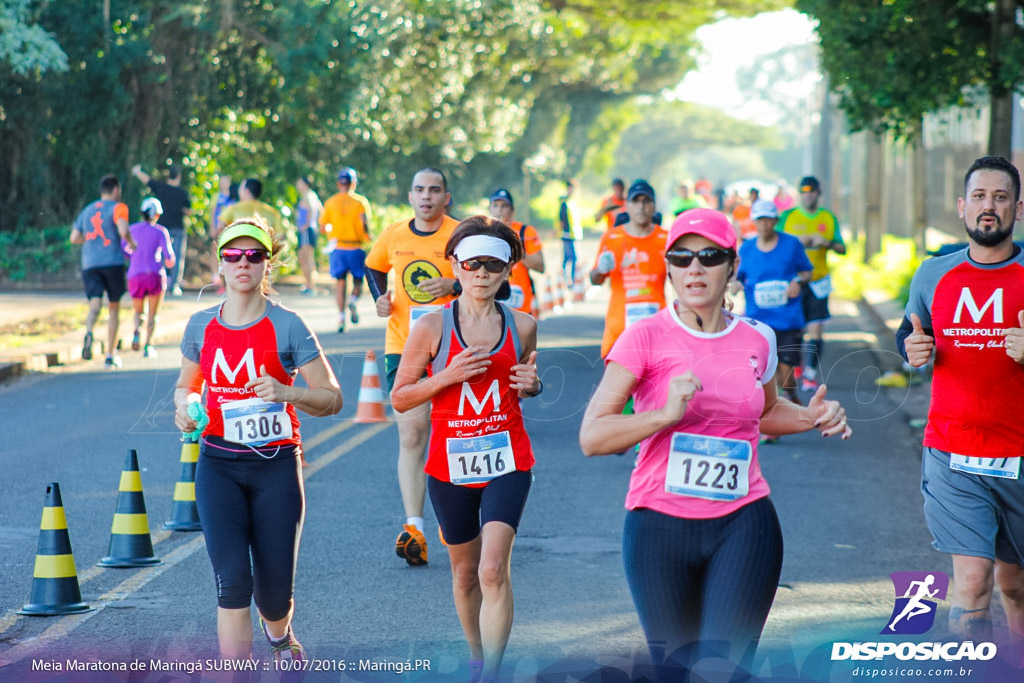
628, 179, 655, 202
489, 188, 514, 209
337, 167, 356, 183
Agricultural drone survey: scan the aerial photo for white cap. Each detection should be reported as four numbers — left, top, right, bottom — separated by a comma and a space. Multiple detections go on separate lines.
750, 199, 778, 220
141, 197, 163, 216
453, 235, 512, 263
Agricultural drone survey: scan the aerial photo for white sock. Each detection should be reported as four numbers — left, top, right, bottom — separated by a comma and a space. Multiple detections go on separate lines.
407, 516, 424, 532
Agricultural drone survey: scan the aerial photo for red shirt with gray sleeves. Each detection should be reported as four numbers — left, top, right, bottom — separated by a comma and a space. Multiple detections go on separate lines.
904, 247, 1024, 457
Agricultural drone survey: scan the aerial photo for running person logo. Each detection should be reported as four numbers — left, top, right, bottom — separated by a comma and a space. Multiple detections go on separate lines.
402, 260, 443, 303
882, 571, 949, 635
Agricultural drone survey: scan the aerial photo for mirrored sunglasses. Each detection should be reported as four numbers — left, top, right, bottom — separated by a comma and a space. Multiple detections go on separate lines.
220, 248, 269, 264
665, 248, 732, 268
459, 259, 507, 273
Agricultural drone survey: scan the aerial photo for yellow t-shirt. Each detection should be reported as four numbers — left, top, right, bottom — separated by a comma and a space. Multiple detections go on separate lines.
365, 216, 460, 354
595, 224, 668, 357
218, 200, 283, 233
320, 192, 368, 247
351, 191, 373, 228
778, 207, 842, 281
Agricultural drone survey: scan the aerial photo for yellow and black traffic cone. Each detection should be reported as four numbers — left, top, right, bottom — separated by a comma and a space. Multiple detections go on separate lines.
97, 449, 161, 567
163, 437, 202, 531
18, 482, 91, 615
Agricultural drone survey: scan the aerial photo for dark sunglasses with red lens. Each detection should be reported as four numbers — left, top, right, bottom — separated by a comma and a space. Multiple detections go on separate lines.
665, 247, 733, 268
459, 259, 507, 274
220, 248, 270, 264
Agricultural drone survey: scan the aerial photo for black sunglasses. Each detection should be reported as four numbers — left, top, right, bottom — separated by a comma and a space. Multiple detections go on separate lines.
459, 259, 507, 274
665, 248, 733, 268
220, 248, 269, 264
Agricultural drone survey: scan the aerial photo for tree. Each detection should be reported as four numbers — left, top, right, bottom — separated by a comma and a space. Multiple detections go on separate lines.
796, 0, 1024, 157
0, 0, 68, 77
0, 0, 786, 233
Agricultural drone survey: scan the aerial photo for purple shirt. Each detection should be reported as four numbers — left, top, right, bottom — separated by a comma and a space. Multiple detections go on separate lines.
125, 221, 175, 278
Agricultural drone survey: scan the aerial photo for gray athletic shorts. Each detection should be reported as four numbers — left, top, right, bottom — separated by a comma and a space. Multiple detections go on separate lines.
921, 446, 1024, 565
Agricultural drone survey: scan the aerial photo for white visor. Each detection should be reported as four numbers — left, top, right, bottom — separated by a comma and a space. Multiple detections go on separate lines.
454, 235, 512, 263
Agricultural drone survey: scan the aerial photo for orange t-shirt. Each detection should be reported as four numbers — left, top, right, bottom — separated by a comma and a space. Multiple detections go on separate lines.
507, 222, 542, 314
320, 192, 368, 247
365, 216, 460, 354
594, 224, 669, 357
601, 195, 626, 229
732, 204, 755, 239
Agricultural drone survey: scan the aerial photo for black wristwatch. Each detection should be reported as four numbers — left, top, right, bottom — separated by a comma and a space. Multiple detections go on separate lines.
452, 281, 463, 296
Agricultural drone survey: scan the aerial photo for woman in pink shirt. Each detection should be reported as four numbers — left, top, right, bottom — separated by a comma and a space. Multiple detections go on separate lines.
580, 208, 852, 680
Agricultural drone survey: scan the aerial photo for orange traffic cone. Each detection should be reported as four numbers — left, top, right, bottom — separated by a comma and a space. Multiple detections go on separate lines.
98, 449, 161, 567
164, 438, 202, 531
540, 277, 553, 315
355, 350, 388, 423
573, 272, 586, 303
18, 483, 91, 615
553, 274, 566, 313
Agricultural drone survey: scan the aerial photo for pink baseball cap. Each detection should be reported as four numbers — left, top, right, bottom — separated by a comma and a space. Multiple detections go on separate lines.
667, 208, 737, 251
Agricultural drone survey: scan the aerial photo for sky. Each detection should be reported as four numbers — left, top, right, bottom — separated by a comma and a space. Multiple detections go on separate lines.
672, 9, 820, 127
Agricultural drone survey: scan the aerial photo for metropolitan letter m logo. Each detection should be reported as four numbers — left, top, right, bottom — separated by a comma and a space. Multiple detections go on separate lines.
458, 379, 500, 416
212, 348, 257, 384
953, 288, 1003, 324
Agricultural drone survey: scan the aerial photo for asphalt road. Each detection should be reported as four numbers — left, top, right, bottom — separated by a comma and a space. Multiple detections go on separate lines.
0, 290, 1005, 682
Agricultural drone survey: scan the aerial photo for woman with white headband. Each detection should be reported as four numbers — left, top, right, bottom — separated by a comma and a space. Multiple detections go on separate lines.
173, 217, 342, 665
391, 215, 541, 683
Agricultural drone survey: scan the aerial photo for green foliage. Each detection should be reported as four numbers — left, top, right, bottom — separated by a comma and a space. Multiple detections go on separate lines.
0, 225, 78, 283
831, 235, 922, 305
610, 100, 779, 184
2, 0, 783, 244
796, 0, 1023, 142
0, 0, 68, 76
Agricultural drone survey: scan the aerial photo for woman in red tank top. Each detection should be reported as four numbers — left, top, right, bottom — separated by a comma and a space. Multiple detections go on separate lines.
392, 216, 541, 682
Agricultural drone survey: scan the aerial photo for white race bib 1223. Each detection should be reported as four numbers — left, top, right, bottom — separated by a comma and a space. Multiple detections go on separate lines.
665, 432, 751, 501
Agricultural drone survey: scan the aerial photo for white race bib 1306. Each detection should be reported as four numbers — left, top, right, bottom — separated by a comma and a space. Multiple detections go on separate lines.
221, 397, 292, 447
949, 454, 1020, 479
665, 432, 751, 501
447, 431, 516, 485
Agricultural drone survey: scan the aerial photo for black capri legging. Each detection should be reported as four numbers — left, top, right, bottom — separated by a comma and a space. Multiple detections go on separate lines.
195, 453, 305, 621
623, 497, 783, 679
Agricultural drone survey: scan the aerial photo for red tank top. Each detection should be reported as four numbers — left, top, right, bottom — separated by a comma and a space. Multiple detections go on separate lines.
425, 301, 535, 487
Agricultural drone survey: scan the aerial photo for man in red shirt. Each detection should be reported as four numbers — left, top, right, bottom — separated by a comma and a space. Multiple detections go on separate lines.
899, 155, 1024, 641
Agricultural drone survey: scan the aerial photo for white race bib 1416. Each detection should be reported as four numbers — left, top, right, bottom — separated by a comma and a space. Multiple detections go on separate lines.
665, 432, 751, 501
949, 454, 1020, 479
446, 430, 516, 485
221, 397, 292, 447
